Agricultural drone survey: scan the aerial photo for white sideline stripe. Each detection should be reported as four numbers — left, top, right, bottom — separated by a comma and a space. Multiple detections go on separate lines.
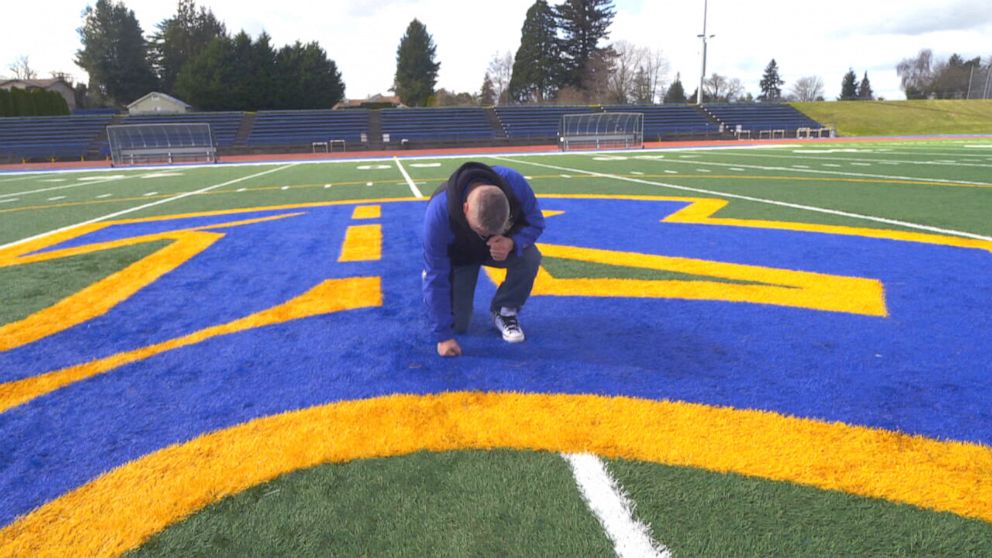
0, 163, 299, 251
0, 175, 124, 199
0, 198, 17, 204
563, 453, 670, 558
498, 156, 992, 242
393, 156, 423, 198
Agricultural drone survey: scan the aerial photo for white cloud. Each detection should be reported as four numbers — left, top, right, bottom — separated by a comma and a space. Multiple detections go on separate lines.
2, 1, 989, 103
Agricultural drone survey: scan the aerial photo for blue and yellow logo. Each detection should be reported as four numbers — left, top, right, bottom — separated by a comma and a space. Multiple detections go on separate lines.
1, 195, 991, 556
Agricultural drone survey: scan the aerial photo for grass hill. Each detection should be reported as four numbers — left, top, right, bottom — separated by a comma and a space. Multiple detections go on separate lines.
792, 99, 992, 137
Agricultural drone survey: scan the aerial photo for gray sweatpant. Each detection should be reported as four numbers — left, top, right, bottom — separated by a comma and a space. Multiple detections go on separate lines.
451, 244, 542, 333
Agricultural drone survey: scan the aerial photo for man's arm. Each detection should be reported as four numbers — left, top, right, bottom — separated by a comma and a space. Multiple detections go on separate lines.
496, 166, 545, 256
422, 195, 457, 345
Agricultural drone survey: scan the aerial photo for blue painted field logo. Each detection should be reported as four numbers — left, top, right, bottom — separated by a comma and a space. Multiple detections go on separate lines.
1, 195, 991, 556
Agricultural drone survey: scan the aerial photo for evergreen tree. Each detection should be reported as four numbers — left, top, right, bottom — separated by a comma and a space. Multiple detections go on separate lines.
758, 58, 784, 102
479, 72, 497, 105
509, 0, 560, 102
393, 19, 440, 107
555, 0, 615, 90
150, 0, 226, 95
839, 69, 859, 100
858, 71, 874, 100
174, 35, 235, 110
663, 73, 687, 103
75, 0, 158, 105
275, 41, 345, 109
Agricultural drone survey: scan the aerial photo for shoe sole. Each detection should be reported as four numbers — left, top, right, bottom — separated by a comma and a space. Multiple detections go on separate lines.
502, 332, 525, 343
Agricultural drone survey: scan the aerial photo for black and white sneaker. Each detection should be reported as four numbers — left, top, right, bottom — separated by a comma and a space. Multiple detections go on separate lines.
493, 310, 525, 343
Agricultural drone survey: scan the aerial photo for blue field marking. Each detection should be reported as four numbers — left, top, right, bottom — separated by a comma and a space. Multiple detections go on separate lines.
1, 197, 990, 527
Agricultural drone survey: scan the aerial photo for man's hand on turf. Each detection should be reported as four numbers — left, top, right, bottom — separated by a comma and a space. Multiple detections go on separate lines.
487, 235, 514, 261
437, 338, 462, 357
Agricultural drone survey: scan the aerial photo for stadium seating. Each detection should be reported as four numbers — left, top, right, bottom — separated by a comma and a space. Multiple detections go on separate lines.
246, 109, 368, 147
0, 114, 113, 161
495, 106, 600, 139
702, 104, 824, 135
603, 105, 721, 139
379, 107, 495, 142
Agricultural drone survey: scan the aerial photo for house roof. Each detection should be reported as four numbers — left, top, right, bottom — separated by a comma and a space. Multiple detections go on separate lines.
127, 91, 192, 109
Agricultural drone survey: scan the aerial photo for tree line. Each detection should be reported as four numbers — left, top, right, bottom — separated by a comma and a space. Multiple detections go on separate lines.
74, 0, 344, 110
22, 0, 992, 113
897, 50, 989, 99
391, 1, 892, 108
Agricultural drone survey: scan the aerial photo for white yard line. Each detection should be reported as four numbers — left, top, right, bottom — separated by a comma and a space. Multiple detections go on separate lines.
393, 156, 424, 198
649, 157, 992, 188
563, 453, 671, 558
709, 150, 992, 169
0, 163, 298, 251
499, 156, 992, 242
0, 175, 126, 199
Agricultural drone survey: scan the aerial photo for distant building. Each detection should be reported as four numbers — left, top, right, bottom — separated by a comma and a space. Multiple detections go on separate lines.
334, 94, 403, 109
0, 77, 76, 111
127, 92, 191, 115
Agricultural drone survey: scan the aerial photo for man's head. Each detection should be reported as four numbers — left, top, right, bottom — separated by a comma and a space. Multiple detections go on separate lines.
463, 184, 510, 238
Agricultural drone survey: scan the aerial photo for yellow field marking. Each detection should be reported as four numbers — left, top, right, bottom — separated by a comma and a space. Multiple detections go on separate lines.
487, 243, 888, 317
350, 205, 381, 219
1, 391, 989, 558
0, 277, 381, 414
541, 209, 565, 218
535, 194, 992, 254
337, 224, 382, 262
0, 214, 304, 352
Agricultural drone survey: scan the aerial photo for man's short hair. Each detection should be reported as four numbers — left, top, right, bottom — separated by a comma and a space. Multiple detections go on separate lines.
468, 185, 510, 235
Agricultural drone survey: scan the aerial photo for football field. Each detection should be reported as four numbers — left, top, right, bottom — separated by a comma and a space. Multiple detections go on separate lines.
1, 138, 991, 557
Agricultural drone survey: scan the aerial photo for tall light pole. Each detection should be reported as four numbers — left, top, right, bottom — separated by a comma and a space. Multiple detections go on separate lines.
697, 0, 715, 105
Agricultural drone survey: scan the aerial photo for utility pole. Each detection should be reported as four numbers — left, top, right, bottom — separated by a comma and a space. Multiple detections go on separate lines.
697, 0, 714, 105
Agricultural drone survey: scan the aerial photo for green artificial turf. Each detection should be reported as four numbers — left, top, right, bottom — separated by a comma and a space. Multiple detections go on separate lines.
0, 240, 167, 327
126, 451, 992, 558
127, 450, 614, 558
608, 458, 992, 557
541, 256, 770, 285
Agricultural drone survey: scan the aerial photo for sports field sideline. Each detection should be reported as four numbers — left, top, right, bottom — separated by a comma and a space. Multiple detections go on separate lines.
1, 138, 991, 556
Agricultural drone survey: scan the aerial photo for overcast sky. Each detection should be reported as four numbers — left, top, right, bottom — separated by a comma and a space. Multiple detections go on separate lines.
4, 0, 991, 102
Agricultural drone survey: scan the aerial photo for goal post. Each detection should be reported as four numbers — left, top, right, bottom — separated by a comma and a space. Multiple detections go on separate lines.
559, 112, 644, 152
107, 122, 217, 166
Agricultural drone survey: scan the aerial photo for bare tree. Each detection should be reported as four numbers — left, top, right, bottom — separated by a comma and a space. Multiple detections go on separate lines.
486, 51, 514, 105
789, 75, 825, 102
607, 42, 668, 104
896, 49, 934, 99
639, 48, 669, 104
607, 41, 640, 104
704, 73, 745, 102
8, 55, 37, 80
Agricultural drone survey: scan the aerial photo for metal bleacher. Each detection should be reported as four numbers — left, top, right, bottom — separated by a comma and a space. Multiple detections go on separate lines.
603, 105, 721, 140
702, 104, 825, 137
379, 107, 495, 143
494, 106, 600, 140
0, 114, 113, 161
246, 109, 369, 148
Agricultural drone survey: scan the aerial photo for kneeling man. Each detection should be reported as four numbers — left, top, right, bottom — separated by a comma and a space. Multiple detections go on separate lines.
423, 162, 545, 357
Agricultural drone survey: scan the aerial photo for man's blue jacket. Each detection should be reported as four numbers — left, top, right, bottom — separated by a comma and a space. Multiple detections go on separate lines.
422, 165, 545, 342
